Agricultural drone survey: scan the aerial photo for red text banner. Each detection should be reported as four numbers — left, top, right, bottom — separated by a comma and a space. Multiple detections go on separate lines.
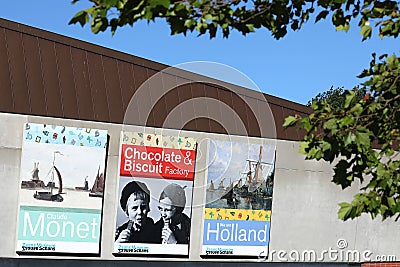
120, 144, 196, 180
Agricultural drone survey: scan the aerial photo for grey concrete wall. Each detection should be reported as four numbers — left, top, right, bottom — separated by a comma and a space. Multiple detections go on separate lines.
0, 112, 398, 263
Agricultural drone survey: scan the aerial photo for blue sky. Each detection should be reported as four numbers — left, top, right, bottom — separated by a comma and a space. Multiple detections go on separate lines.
1, 1, 399, 104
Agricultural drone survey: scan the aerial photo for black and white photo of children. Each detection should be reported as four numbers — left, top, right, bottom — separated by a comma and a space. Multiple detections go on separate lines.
115, 177, 193, 245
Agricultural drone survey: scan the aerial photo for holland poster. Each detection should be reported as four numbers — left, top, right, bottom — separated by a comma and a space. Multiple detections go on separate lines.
202, 139, 275, 257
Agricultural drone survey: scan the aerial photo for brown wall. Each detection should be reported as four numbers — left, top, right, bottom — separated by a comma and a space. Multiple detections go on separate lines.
362, 263, 400, 267
0, 18, 311, 140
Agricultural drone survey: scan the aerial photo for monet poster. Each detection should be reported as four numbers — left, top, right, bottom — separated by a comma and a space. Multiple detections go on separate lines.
202, 140, 275, 257
16, 123, 108, 254
114, 132, 197, 256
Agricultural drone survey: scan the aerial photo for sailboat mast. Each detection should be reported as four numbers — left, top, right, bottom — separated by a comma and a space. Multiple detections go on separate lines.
254, 146, 263, 183
248, 160, 252, 183
91, 166, 100, 193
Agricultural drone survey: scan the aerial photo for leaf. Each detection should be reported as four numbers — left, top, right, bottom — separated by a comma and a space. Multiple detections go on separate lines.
298, 141, 309, 154
323, 118, 337, 131
300, 117, 313, 132
69, 10, 89, 27
315, 10, 329, 22
344, 90, 356, 108
387, 197, 395, 208
333, 160, 351, 188
91, 18, 108, 34
204, 14, 213, 21
336, 23, 350, 32
344, 132, 355, 145
355, 132, 370, 148
154, 0, 170, 8
283, 116, 298, 127
338, 202, 353, 220
360, 25, 372, 40
184, 19, 196, 28
291, 20, 299, 30
340, 116, 354, 126
332, 9, 345, 27
246, 24, 255, 32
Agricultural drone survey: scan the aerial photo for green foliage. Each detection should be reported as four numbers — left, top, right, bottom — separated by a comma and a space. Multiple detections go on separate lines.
307, 86, 365, 110
69, 0, 400, 39
284, 53, 400, 221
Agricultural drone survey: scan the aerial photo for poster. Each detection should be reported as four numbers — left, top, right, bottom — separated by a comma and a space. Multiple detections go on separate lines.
16, 123, 108, 254
114, 132, 197, 256
202, 140, 275, 257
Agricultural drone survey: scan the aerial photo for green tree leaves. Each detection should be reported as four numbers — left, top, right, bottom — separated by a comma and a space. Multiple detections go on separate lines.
69, 0, 400, 40
285, 54, 400, 221
306, 86, 365, 110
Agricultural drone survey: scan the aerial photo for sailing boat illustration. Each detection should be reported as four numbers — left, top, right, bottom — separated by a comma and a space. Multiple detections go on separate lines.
205, 142, 276, 210
220, 178, 238, 207
238, 145, 274, 195
89, 166, 104, 198
207, 180, 215, 191
75, 176, 89, 191
33, 151, 64, 202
